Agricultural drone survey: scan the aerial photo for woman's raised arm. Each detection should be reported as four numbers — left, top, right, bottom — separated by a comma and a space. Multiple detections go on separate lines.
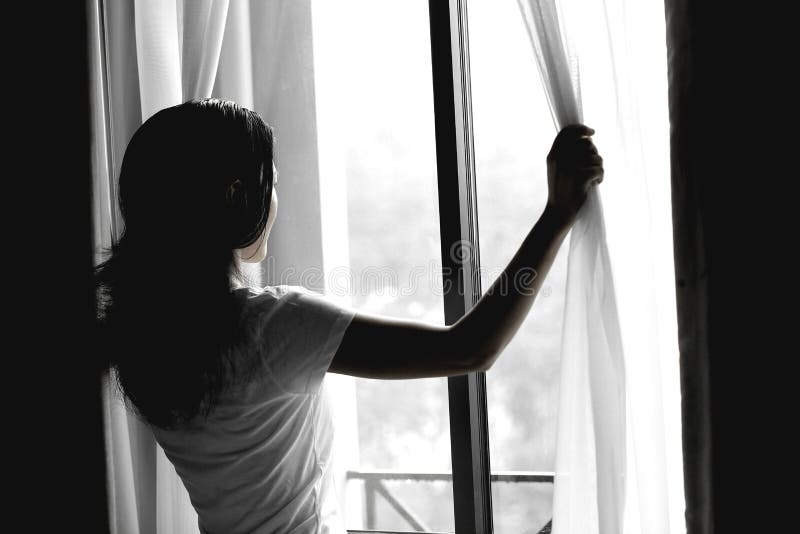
329, 125, 602, 379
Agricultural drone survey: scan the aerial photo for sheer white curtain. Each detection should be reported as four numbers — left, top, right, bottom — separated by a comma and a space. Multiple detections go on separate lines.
92, 1, 232, 532
517, 0, 685, 533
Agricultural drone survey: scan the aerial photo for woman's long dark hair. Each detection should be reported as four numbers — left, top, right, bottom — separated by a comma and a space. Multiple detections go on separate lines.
96, 99, 274, 429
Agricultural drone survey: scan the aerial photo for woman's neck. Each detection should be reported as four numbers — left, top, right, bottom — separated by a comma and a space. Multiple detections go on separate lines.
231, 259, 261, 290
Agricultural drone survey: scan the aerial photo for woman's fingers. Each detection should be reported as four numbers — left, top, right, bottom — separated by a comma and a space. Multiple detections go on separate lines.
577, 137, 599, 154
548, 124, 596, 160
560, 124, 595, 139
568, 138, 599, 160
564, 153, 602, 171
576, 165, 604, 186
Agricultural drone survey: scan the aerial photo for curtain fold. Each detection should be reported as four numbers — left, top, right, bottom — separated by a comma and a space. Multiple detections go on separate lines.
180, 0, 230, 100
517, 0, 684, 532
213, 0, 255, 109
133, 0, 229, 121
95, 1, 231, 532
518, 1, 626, 532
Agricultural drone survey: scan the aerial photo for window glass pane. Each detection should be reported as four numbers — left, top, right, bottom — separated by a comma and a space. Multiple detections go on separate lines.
467, 1, 563, 532
312, 1, 454, 531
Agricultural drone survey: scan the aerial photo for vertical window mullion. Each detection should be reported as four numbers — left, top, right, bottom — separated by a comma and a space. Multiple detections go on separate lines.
428, 1, 493, 533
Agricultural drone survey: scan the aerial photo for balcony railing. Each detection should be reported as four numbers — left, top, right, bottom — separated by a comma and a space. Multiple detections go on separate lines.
345, 469, 555, 534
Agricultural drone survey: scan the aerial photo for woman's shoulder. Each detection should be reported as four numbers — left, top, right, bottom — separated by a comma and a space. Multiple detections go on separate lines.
235, 284, 320, 304
234, 284, 353, 337
234, 284, 330, 325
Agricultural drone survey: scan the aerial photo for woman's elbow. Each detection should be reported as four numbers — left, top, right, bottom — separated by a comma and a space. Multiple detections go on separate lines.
454, 341, 500, 373
447, 325, 501, 374
472, 347, 501, 373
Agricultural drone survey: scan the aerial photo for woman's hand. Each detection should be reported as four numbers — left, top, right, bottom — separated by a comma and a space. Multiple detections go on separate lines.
546, 124, 604, 223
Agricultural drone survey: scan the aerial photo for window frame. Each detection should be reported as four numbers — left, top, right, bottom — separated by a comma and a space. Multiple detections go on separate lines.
428, 1, 494, 533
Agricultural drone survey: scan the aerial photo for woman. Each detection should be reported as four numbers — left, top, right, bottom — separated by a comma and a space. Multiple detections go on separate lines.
97, 98, 603, 533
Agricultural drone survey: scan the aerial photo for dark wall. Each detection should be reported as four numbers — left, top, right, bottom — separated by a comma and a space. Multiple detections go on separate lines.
666, 2, 786, 533
8, 2, 108, 531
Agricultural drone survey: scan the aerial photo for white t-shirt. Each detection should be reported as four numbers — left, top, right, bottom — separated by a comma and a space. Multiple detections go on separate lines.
151, 285, 356, 534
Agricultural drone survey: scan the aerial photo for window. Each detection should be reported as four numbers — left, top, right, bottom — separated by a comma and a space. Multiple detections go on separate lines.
264, 1, 497, 530
312, 0, 454, 531
240, 0, 675, 532
301, 0, 515, 531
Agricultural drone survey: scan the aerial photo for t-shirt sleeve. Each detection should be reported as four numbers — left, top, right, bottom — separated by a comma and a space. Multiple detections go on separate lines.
250, 285, 356, 395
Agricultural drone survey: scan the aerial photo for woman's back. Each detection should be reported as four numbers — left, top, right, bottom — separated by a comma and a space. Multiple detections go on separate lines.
151, 285, 355, 534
